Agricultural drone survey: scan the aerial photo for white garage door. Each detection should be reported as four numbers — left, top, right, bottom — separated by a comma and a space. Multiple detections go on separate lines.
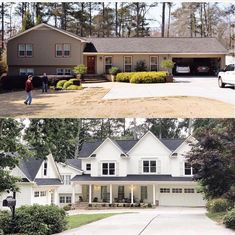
159, 187, 206, 207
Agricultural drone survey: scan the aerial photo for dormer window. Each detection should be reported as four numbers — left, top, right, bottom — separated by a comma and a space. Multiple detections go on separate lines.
184, 162, 193, 176
43, 161, 48, 176
102, 163, 115, 176
86, 163, 91, 171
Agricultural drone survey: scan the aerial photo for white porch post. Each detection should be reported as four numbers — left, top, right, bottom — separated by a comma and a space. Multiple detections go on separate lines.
131, 184, 134, 204
54, 189, 58, 205
72, 183, 76, 204
109, 184, 113, 204
152, 184, 156, 206
89, 184, 92, 204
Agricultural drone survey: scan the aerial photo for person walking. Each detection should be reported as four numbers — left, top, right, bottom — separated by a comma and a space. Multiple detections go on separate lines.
24, 75, 33, 105
42, 73, 49, 93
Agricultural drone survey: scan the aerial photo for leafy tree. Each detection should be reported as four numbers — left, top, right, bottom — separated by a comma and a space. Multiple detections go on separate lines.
186, 119, 235, 200
22, 10, 34, 31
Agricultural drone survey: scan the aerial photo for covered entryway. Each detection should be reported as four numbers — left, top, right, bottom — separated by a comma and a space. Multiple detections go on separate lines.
87, 56, 96, 74
172, 57, 222, 76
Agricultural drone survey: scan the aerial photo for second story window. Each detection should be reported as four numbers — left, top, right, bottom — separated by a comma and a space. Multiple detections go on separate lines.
18, 44, 33, 57
143, 160, 156, 173
62, 175, 71, 185
102, 163, 115, 176
184, 162, 193, 176
86, 163, 91, 171
56, 44, 71, 57
43, 161, 48, 176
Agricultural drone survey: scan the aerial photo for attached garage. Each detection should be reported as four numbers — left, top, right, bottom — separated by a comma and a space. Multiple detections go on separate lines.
158, 186, 206, 207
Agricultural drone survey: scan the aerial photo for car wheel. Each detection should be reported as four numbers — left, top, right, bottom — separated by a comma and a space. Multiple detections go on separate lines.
218, 77, 225, 88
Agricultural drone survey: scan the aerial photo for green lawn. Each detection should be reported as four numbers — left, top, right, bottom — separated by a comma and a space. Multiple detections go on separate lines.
67, 213, 117, 229
207, 211, 227, 224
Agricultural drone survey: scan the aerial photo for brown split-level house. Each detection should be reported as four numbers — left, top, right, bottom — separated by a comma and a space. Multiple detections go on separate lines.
7, 23, 228, 77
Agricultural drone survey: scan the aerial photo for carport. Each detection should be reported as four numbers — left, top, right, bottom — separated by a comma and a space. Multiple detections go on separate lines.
172, 57, 221, 76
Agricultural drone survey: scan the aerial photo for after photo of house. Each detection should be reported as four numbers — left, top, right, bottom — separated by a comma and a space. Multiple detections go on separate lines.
0, 118, 235, 234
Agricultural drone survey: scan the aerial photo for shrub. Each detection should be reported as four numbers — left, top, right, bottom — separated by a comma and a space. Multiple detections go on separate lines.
135, 60, 147, 72
56, 80, 67, 89
207, 198, 233, 213
63, 205, 71, 211
109, 66, 120, 75
116, 72, 133, 82
0, 210, 12, 234
66, 85, 82, 90
14, 204, 67, 235
160, 60, 175, 75
73, 64, 87, 75
68, 79, 81, 86
223, 208, 235, 229
130, 71, 167, 83
63, 81, 73, 89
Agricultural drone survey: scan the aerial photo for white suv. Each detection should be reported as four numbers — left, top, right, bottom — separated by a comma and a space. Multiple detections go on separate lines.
218, 64, 235, 88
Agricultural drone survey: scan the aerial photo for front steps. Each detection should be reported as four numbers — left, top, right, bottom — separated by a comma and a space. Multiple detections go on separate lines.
82, 74, 109, 83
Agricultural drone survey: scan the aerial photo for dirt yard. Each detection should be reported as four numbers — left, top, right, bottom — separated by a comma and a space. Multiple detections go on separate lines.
0, 88, 234, 118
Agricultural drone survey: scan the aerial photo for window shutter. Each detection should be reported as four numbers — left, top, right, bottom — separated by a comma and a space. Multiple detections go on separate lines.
98, 163, 101, 176
116, 162, 119, 176
157, 160, 161, 174
138, 160, 142, 174
180, 160, 184, 176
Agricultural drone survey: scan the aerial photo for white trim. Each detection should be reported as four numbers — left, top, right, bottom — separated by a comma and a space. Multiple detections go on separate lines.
8, 23, 87, 43
127, 131, 172, 154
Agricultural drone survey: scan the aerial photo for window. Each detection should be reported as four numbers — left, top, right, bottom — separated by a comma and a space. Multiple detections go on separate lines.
40, 191, 46, 197
143, 160, 156, 173
63, 44, 71, 57
19, 68, 34, 76
160, 188, 170, 193
64, 68, 71, 75
172, 188, 182, 193
34, 191, 39, 197
56, 68, 64, 75
102, 162, 115, 175
43, 161, 48, 176
86, 163, 91, 171
141, 186, 148, 200
18, 44, 32, 57
62, 175, 71, 185
59, 196, 71, 203
150, 56, 158, 71
225, 64, 235, 71
59, 196, 65, 203
124, 56, 132, 72
184, 162, 193, 176
56, 68, 72, 75
184, 188, 195, 193
56, 44, 63, 57
105, 56, 112, 74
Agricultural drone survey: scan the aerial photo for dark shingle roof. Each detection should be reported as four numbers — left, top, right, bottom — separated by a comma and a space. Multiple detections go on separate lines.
18, 158, 44, 181
34, 178, 62, 185
84, 37, 227, 54
79, 138, 185, 158
66, 159, 82, 170
72, 174, 192, 182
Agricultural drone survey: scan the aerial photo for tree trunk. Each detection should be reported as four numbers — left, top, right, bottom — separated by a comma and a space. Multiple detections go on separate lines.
1, 2, 4, 50
136, 3, 140, 37
161, 3, 166, 37
89, 3, 92, 36
167, 3, 171, 37
115, 2, 118, 37
81, 3, 84, 37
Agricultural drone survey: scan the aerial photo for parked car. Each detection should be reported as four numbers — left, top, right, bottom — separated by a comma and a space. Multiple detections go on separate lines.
218, 64, 235, 88
196, 65, 210, 74
175, 64, 191, 74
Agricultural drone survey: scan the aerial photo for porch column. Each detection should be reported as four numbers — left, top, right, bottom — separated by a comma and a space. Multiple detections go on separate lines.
131, 185, 134, 204
152, 184, 156, 206
109, 184, 113, 204
72, 183, 76, 204
89, 184, 92, 204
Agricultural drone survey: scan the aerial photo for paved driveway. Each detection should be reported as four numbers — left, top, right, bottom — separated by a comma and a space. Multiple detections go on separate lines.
58, 207, 234, 235
91, 76, 235, 106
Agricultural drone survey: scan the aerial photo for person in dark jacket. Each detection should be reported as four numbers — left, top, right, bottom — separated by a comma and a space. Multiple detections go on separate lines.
24, 75, 33, 105
42, 73, 49, 93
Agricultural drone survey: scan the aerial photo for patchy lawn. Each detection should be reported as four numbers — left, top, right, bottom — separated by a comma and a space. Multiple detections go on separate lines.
0, 88, 234, 118
67, 213, 117, 229
207, 211, 227, 224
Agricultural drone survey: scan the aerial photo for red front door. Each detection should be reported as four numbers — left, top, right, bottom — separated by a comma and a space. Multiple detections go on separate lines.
87, 56, 96, 74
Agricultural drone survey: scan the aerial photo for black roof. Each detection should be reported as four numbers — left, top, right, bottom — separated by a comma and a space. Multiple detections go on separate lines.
79, 138, 185, 158
72, 174, 192, 182
65, 159, 82, 170
35, 178, 62, 185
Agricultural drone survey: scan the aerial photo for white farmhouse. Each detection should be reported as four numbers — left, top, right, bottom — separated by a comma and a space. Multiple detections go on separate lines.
0, 131, 206, 209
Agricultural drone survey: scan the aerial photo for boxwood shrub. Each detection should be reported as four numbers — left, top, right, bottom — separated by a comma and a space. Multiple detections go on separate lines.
223, 208, 235, 229
63, 81, 73, 89
66, 85, 82, 90
116, 71, 168, 83
14, 204, 67, 235
56, 80, 67, 89
207, 198, 233, 213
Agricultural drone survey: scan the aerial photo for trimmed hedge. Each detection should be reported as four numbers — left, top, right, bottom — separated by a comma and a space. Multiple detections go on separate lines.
116, 71, 168, 83
0, 210, 12, 234
63, 81, 73, 89
223, 208, 235, 229
207, 198, 234, 213
67, 85, 82, 90
56, 80, 67, 89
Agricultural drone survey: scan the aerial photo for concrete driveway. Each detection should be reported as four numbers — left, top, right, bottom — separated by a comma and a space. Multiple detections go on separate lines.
58, 207, 234, 235
87, 76, 235, 106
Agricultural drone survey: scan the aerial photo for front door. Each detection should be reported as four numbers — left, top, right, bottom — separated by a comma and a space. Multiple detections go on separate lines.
87, 56, 96, 74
